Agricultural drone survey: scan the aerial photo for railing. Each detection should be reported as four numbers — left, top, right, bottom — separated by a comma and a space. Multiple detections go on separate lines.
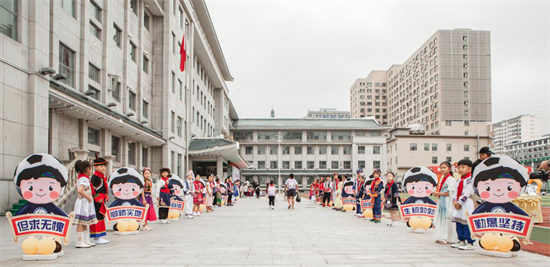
54, 158, 79, 206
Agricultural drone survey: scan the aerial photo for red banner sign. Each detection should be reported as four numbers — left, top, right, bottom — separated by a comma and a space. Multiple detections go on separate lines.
170, 200, 185, 211
467, 213, 534, 238
6, 212, 74, 245
399, 203, 437, 219
106, 205, 148, 221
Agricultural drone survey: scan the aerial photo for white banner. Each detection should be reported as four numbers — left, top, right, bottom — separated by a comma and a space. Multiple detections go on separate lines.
232, 166, 240, 181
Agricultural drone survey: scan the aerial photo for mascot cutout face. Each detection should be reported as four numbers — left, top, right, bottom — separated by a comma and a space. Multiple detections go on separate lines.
14, 153, 68, 215
473, 156, 528, 215
109, 168, 144, 207
402, 167, 437, 205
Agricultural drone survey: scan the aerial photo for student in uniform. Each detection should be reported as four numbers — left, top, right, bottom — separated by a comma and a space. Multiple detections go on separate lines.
322, 177, 332, 207
89, 156, 109, 244
383, 172, 401, 227
369, 169, 383, 223
451, 159, 475, 250
354, 170, 365, 218
73, 160, 97, 248
193, 174, 204, 215
433, 162, 457, 244
206, 174, 215, 212
157, 167, 172, 224
183, 171, 195, 218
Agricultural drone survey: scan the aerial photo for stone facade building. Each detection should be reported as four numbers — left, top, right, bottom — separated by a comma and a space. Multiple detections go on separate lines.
305, 108, 351, 119
0, 0, 246, 213
232, 118, 389, 189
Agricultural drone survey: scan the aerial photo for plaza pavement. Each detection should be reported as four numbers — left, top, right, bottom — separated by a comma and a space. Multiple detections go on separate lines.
0, 197, 548, 267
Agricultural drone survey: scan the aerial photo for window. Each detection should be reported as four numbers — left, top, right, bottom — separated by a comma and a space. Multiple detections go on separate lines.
257, 161, 265, 169
171, 151, 175, 173
128, 91, 136, 111
172, 33, 176, 54
331, 131, 351, 140
432, 156, 438, 164
282, 146, 290, 155
177, 116, 182, 137
178, 6, 184, 27
373, 161, 381, 169
319, 161, 327, 169
0, 0, 17, 40
257, 131, 277, 140
88, 64, 100, 83
295, 161, 302, 169
446, 144, 452, 151
343, 161, 351, 169
88, 127, 100, 145
88, 85, 100, 100
143, 55, 149, 73
307, 131, 327, 140
307, 146, 314, 155
142, 100, 149, 118
269, 146, 277, 155
332, 161, 339, 169
464, 144, 470, 152
130, 42, 137, 62
257, 146, 266, 155
307, 161, 315, 169
319, 146, 327, 155
89, 21, 101, 39
178, 80, 183, 100
128, 142, 136, 165
60, 0, 75, 18
130, 0, 138, 15
234, 132, 252, 140
331, 146, 339, 155
57, 44, 77, 88
432, 143, 438, 151
283, 161, 290, 169
283, 131, 301, 140
270, 161, 278, 169
358, 146, 365, 154
446, 156, 452, 163
112, 81, 121, 102
171, 72, 175, 93
446, 120, 452, 126
111, 136, 120, 162
410, 143, 417, 151
177, 154, 182, 176
343, 146, 351, 155
90, 1, 101, 22
358, 161, 365, 168
373, 146, 381, 154
424, 143, 429, 151
142, 146, 148, 167
113, 23, 122, 48
245, 146, 253, 155
294, 146, 302, 155
171, 111, 175, 133
144, 11, 150, 30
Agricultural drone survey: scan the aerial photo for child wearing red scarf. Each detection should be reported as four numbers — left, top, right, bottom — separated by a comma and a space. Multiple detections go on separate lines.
193, 174, 205, 215
157, 168, 172, 224
90, 156, 109, 244
369, 169, 383, 223
451, 159, 475, 250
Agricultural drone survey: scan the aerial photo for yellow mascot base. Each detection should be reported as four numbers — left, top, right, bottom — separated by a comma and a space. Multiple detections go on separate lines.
168, 210, 181, 221
113, 220, 141, 235
21, 237, 63, 261
478, 233, 520, 258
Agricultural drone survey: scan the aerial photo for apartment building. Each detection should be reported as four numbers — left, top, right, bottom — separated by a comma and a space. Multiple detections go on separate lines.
349, 71, 388, 124
492, 114, 542, 153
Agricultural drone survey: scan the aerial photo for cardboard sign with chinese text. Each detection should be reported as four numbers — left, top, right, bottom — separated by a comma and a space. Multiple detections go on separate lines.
398, 203, 437, 219
169, 200, 184, 211
342, 197, 355, 206
467, 212, 534, 239
6, 212, 74, 245
106, 205, 148, 222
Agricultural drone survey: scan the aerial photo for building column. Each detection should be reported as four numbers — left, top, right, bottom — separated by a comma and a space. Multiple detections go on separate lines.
217, 156, 224, 179
104, 155, 116, 175
73, 149, 88, 160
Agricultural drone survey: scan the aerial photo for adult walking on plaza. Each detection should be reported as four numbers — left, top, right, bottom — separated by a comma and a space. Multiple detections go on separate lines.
285, 173, 300, 209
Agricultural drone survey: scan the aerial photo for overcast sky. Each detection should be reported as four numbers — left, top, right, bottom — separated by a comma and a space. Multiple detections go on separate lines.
207, 0, 550, 133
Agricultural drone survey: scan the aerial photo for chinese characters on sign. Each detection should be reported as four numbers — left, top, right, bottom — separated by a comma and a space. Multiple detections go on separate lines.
399, 203, 437, 219
106, 205, 148, 221
6, 213, 73, 244
361, 200, 372, 210
467, 213, 533, 238
170, 200, 185, 211
342, 197, 356, 205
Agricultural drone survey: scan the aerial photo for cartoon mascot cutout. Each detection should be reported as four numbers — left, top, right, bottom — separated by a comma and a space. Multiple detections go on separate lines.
167, 174, 184, 220
470, 155, 534, 257
106, 168, 148, 235
6, 153, 74, 261
400, 166, 438, 232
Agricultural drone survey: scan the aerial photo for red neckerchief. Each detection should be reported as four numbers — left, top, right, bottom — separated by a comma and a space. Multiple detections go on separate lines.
437, 174, 451, 198
160, 176, 170, 193
93, 170, 108, 194
386, 181, 394, 197
456, 173, 471, 199
194, 180, 203, 191
371, 177, 380, 191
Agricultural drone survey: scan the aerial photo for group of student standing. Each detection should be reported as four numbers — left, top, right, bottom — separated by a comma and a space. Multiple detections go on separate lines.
71, 155, 240, 248
306, 148, 493, 251
309, 169, 399, 225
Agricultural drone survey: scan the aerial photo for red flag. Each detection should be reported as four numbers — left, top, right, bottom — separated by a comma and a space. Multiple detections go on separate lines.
180, 34, 186, 72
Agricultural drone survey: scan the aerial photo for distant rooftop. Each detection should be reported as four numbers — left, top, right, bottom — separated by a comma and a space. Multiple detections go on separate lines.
233, 118, 388, 130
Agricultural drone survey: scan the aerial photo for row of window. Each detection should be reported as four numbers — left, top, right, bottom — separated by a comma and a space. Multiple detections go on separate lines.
408, 143, 469, 152
244, 145, 382, 155
87, 128, 147, 167
256, 160, 370, 170
234, 131, 382, 141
